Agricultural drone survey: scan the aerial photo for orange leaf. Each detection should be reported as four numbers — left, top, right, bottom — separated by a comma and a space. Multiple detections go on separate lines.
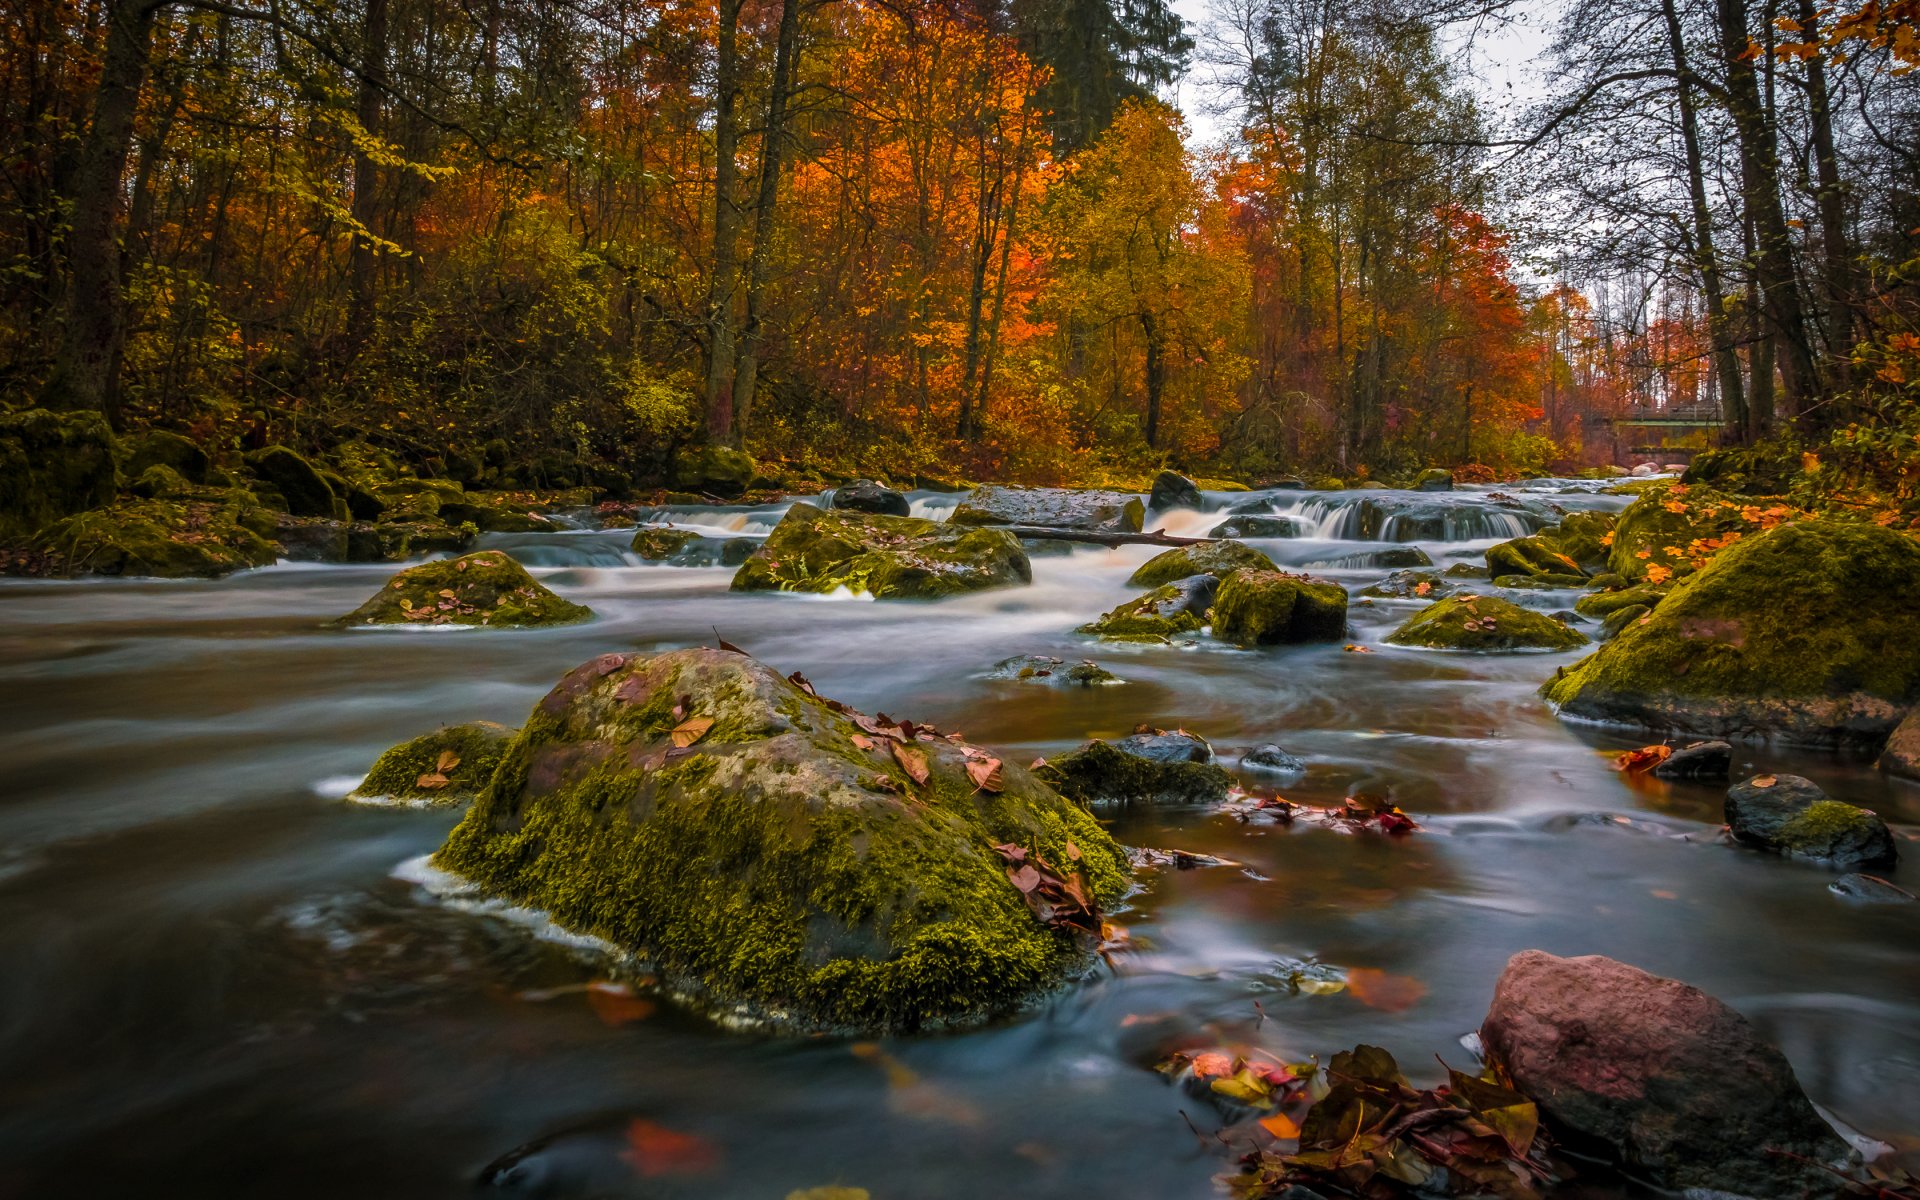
585, 981, 656, 1027
670, 716, 714, 748
620, 1118, 719, 1177
1614, 744, 1672, 773
966, 756, 1004, 792
1189, 1051, 1235, 1079
1345, 967, 1427, 1013
891, 742, 930, 785
415, 772, 450, 790
1258, 1112, 1303, 1139
1751, 774, 1777, 788
435, 749, 460, 773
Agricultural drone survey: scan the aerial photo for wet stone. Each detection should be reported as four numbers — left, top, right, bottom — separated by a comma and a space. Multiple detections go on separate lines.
1652, 740, 1732, 781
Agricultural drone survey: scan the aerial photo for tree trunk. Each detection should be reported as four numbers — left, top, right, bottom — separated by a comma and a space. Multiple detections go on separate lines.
39, 0, 164, 422
1796, 0, 1857, 383
730, 0, 801, 440
703, 0, 745, 445
348, 0, 389, 348
1140, 309, 1164, 449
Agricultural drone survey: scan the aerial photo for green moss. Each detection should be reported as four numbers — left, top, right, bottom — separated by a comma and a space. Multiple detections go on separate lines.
672, 444, 758, 497
1544, 520, 1920, 746
433, 648, 1129, 1033
123, 429, 210, 485
1778, 800, 1880, 854
30, 496, 278, 577
1443, 563, 1491, 580
245, 446, 339, 518
633, 527, 702, 560
1487, 534, 1587, 580
1574, 580, 1672, 619
334, 551, 592, 627
1080, 584, 1207, 640
1600, 603, 1651, 641
1682, 443, 1802, 495
1035, 740, 1230, 806
351, 721, 516, 805
0, 408, 119, 542
1606, 482, 1794, 582
1209, 568, 1348, 647
1554, 511, 1618, 567
130, 463, 192, 499
1127, 540, 1275, 587
1494, 573, 1588, 589
1386, 594, 1587, 651
732, 502, 1030, 599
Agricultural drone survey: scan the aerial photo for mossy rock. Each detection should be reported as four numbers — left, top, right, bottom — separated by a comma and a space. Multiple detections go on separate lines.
1487, 534, 1586, 581
1209, 568, 1348, 647
245, 446, 339, 518
1725, 774, 1896, 867
1387, 595, 1587, 652
1443, 563, 1491, 580
1554, 511, 1618, 568
1600, 603, 1651, 641
1359, 570, 1451, 600
31, 496, 278, 578
124, 429, 210, 485
130, 463, 192, 499
671, 444, 758, 498
1494, 573, 1589, 590
1545, 520, 1920, 747
1606, 482, 1793, 582
433, 647, 1129, 1032
1574, 580, 1672, 620
633, 527, 702, 560
1035, 735, 1231, 806
439, 496, 560, 533
732, 503, 1030, 600
1682, 444, 1801, 496
949, 485, 1145, 533
1080, 576, 1216, 641
1412, 468, 1453, 491
0, 408, 119, 542
335, 551, 591, 627
988, 655, 1120, 686
1127, 539, 1275, 587
350, 721, 516, 806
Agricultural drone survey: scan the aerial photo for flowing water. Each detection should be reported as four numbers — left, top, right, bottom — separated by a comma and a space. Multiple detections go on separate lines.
1, 481, 1916, 1199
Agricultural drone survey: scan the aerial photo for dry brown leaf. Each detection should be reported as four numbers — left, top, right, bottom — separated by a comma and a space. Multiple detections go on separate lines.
415, 772, 450, 790
435, 750, 460, 773
1751, 774, 1777, 788
891, 741, 930, 785
670, 716, 715, 748
965, 756, 1004, 793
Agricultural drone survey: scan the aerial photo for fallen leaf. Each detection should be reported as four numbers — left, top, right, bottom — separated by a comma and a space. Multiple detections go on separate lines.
415, 772, 450, 790
671, 716, 715, 748
1345, 967, 1426, 1013
1344, 643, 1373, 654
1751, 774, 1777, 788
585, 981, 656, 1027
713, 628, 745, 653
850, 733, 875, 751
891, 742, 930, 785
435, 750, 460, 773
620, 1119, 719, 1177
965, 756, 1004, 792
1614, 744, 1673, 773
1259, 1112, 1303, 1139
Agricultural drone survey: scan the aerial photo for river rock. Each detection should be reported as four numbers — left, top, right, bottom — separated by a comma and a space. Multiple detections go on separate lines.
1606, 481, 1778, 583
124, 429, 210, 485
1879, 709, 1920, 781
988, 655, 1119, 686
1829, 873, 1915, 903
1036, 733, 1231, 806
1486, 534, 1586, 581
632, 527, 701, 560
1358, 569, 1451, 600
1544, 521, 1920, 748
732, 503, 1030, 599
1242, 744, 1306, 774
832, 479, 912, 518
1225, 496, 1275, 515
1651, 739, 1732, 780
669, 444, 757, 498
435, 647, 1128, 1032
1128, 539, 1275, 587
350, 721, 516, 806
1313, 546, 1432, 570
31, 495, 279, 578
1210, 569, 1348, 647
0, 408, 119, 542
1386, 595, 1586, 652
245, 446, 340, 518
336, 551, 592, 627
1148, 470, 1204, 511
1411, 467, 1453, 491
1599, 603, 1651, 641
1573, 580, 1671, 621
949, 485, 1144, 533
1725, 774, 1897, 868
1480, 950, 1853, 1199
1081, 575, 1218, 640
1552, 510, 1617, 568
1208, 515, 1298, 538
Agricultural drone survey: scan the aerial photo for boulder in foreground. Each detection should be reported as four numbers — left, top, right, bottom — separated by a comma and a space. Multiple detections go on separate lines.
336, 551, 591, 627
1209, 568, 1347, 647
1481, 950, 1853, 1198
435, 647, 1128, 1032
350, 721, 516, 805
732, 503, 1030, 599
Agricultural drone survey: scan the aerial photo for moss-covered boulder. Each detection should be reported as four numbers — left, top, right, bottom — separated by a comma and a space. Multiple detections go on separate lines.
434, 648, 1129, 1032
1359, 569, 1452, 600
129, 463, 193, 499
1387, 595, 1587, 651
989, 655, 1120, 686
1574, 580, 1673, 621
1682, 444, 1802, 496
1545, 521, 1920, 747
1080, 576, 1217, 641
1600, 603, 1652, 641
438, 493, 563, 533
632, 527, 701, 560
1035, 732, 1231, 806
1209, 568, 1348, 647
671, 444, 758, 498
349, 721, 516, 806
245, 446, 339, 518
1443, 562, 1491, 580
950, 485, 1145, 533
0, 409, 118, 542
30, 496, 278, 577
1412, 467, 1453, 491
1554, 511, 1618, 568
1127, 539, 1275, 587
1882, 710, 1920, 782
336, 551, 591, 627
124, 429, 210, 485
1606, 482, 1795, 583
1725, 774, 1897, 868
732, 503, 1029, 599
1487, 534, 1587, 581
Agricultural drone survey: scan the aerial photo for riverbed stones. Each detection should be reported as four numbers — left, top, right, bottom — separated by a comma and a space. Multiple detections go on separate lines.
1829, 873, 1915, 903
1127, 540, 1275, 588
1148, 470, 1204, 511
1081, 575, 1218, 640
1544, 521, 1920, 748
733, 503, 1030, 599
350, 721, 516, 806
949, 485, 1144, 533
1209, 569, 1348, 647
1036, 732, 1231, 806
434, 647, 1129, 1032
1880, 709, 1920, 781
1242, 744, 1306, 774
988, 655, 1120, 686
1725, 774, 1897, 868
124, 429, 210, 485
336, 551, 591, 627
1650, 739, 1732, 780
1486, 534, 1586, 582
1358, 569, 1451, 600
831, 479, 912, 517
0, 408, 119, 542
632, 527, 701, 560
1480, 950, 1853, 1199
1208, 514, 1298, 538
1386, 595, 1586, 652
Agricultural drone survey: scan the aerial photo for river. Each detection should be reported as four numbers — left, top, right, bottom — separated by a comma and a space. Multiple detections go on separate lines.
1, 480, 1915, 1199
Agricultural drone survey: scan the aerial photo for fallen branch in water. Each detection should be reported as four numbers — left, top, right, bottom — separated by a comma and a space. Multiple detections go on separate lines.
996, 525, 1212, 547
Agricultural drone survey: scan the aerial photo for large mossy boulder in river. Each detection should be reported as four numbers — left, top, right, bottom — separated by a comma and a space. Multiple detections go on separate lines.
0, 408, 119, 542
949, 485, 1144, 533
1080, 575, 1217, 640
1209, 568, 1348, 647
1481, 951, 1853, 1200
1387, 594, 1587, 652
1036, 731, 1231, 806
30, 496, 278, 577
670, 444, 757, 498
433, 648, 1129, 1032
335, 551, 591, 627
732, 503, 1029, 599
350, 721, 516, 806
1126, 539, 1274, 588
1724, 773, 1896, 868
1544, 520, 1920, 748
1606, 481, 1794, 583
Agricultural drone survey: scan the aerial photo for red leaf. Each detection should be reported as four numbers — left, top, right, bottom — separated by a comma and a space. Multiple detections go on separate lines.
620, 1119, 719, 1177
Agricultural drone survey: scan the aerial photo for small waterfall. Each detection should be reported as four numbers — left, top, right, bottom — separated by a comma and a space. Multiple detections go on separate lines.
1270, 494, 1385, 539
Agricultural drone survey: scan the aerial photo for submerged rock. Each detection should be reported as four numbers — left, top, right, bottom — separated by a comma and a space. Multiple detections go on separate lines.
1127, 539, 1275, 587
1651, 739, 1732, 780
732, 503, 1030, 599
988, 655, 1120, 686
1828, 873, 1915, 903
831, 479, 912, 518
1725, 774, 1896, 868
1480, 950, 1853, 1199
1207, 514, 1298, 538
1385, 595, 1586, 652
335, 551, 592, 627
949, 485, 1144, 533
1242, 744, 1306, 774
434, 647, 1129, 1032
1544, 521, 1920, 748
350, 721, 516, 805
1358, 569, 1451, 600
1880, 709, 1920, 781
1148, 470, 1204, 511
1314, 546, 1433, 570
1036, 733, 1231, 806
1080, 575, 1218, 640
0, 408, 118, 542
30, 496, 278, 577
1209, 569, 1348, 647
